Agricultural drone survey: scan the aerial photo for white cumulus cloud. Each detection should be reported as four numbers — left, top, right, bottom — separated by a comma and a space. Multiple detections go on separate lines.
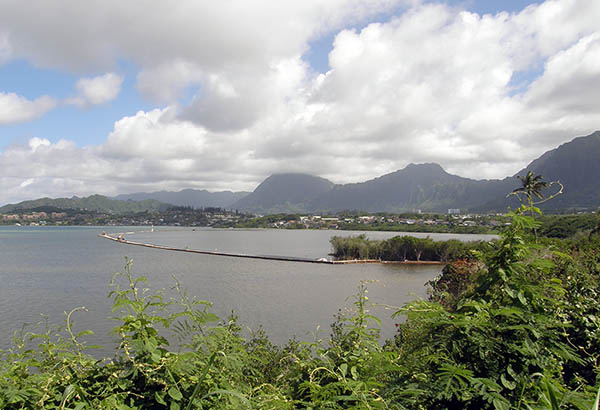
67, 72, 123, 106
0, 0, 599, 204
0, 92, 56, 124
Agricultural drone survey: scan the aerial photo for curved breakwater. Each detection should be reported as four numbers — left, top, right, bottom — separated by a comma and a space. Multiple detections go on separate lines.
99, 232, 444, 265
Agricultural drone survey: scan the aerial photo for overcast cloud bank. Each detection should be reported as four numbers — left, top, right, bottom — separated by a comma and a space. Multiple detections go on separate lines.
0, 0, 599, 205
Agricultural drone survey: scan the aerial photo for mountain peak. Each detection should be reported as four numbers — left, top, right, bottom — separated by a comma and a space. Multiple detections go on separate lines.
403, 162, 447, 174
255, 173, 333, 191
233, 173, 334, 213
405, 162, 444, 169
263, 172, 326, 181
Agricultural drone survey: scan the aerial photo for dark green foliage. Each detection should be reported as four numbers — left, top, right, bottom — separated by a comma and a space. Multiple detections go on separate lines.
394, 206, 600, 409
330, 234, 482, 262
538, 213, 600, 238
235, 213, 303, 228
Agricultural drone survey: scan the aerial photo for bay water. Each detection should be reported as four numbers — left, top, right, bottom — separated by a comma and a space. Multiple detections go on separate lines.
0, 226, 496, 354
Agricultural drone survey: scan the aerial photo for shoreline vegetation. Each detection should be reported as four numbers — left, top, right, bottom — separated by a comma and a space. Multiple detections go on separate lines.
330, 234, 486, 263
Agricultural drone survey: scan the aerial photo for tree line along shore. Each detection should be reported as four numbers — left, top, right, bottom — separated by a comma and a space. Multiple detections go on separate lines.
330, 234, 486, 262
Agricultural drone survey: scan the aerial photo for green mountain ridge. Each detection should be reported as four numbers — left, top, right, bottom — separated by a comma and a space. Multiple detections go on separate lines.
0, 194, 170, 215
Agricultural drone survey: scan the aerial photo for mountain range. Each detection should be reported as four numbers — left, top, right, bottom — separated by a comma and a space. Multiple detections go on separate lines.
0, 194, 168, 215
2, 131, 599, 215
235, 164, 512, 214
113, 189, 249, 209
231, 130, 600, 214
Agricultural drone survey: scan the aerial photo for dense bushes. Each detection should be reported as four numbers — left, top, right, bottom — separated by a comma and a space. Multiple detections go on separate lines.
330, 234, 484, 262
1, 205, 599, 409
538, 213, 599, 238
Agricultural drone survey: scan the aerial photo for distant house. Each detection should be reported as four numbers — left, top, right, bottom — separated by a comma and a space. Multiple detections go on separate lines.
21, 212, 47, 221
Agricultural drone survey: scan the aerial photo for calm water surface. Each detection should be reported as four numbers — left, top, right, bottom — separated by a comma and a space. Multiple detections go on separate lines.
0, 226, 496, 353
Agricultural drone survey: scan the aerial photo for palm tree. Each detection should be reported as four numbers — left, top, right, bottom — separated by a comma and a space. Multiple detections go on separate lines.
511, 171, 548, 208
510, 171, 549, 242
507, 172, 563, 242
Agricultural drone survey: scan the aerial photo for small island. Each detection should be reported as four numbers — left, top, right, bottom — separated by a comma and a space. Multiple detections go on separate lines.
330, 234, 485, 263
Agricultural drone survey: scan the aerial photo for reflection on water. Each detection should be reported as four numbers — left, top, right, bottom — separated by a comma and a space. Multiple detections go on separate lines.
0, 226, 494, 352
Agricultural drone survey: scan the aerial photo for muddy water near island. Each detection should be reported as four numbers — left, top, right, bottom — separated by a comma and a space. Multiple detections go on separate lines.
0, 226, 496, 353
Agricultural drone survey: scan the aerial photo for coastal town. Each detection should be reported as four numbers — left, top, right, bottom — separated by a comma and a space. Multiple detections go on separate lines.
1, 205, 504, 233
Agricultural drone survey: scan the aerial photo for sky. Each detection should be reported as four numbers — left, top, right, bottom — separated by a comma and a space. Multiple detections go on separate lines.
1, 0, 599, 205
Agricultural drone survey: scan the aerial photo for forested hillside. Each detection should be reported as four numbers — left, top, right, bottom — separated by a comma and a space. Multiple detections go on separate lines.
0, 194, 169, 214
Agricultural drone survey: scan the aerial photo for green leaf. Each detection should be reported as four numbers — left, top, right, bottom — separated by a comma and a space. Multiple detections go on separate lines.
498, 268, 508, 282
145, 337, 158, 352
506, 365, 517, 380
200, 390, 250, 407
60, 384, 76, 409
350, 366, 358, 380
544, 379, 560, 410
155, 391, 167, 405
592, 384, 600, 410
364, 314, 382, 326
493, 397, 511, 410
339, 363, 348, 377
76, 329, 94, 337
186, 352, 217, 410
151, 351, 162, 363
168, 386, 183, 401
500, 374, 516, 390
517, 291, 527, 306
